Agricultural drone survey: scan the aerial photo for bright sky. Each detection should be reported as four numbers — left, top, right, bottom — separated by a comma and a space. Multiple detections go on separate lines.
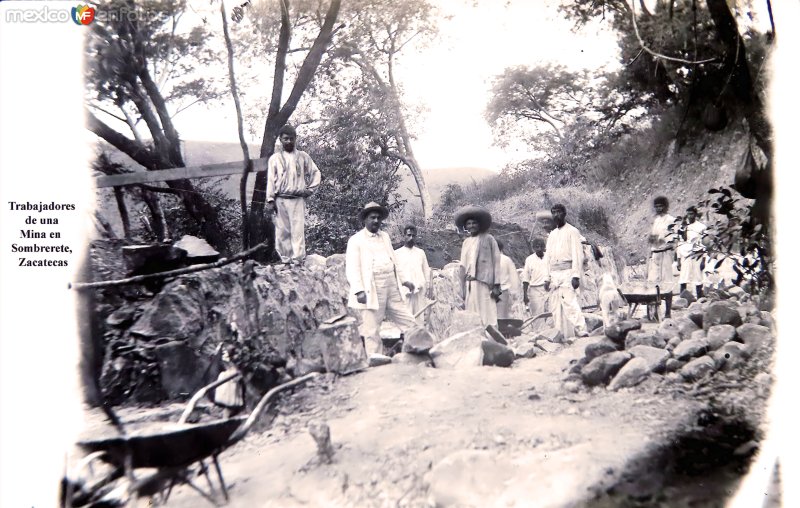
176, 0, 621, 171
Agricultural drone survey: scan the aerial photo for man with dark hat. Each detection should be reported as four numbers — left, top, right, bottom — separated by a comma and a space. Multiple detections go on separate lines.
455, 205, 502, 327
543, 204, 588, 339
266, 124, 321, 264
346, 202, 418, 357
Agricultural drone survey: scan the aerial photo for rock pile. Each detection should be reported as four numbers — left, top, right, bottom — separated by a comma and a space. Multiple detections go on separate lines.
566, 293, 774, 391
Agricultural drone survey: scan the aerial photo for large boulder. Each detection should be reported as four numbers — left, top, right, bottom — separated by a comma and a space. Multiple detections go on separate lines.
429, 328, 485, 369
671, 297, 689, 310
673, 338, 709, 361
605, 319, 642, 346
511, 341, 538, 359
665, 358, 686, 373
403, 326, 435, 354
583, 313, 604, 333
110, 261, 352, 402
154, 341, 215, 398
443, 310, 484, 339
581, 351, 632, 387
481, 340, 515, 367
680, 355, 717, 381
736, 323, 772, 353
625, 329, 666, 350
428, 263, 467, 340
304, 253, 327, 271
628, 345, 670, 373
703, 301, 743, 330
609, 357, 650, 390
585, 338, 621, 362
304, 316, 368, 375
706, 325, 736, 350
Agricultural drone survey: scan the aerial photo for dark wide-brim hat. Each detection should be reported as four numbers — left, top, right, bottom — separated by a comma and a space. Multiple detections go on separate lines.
358, 201, 389, 222
454, 205, 492, 233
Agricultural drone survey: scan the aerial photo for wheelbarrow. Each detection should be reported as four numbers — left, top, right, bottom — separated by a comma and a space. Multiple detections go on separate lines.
619, 282, 674, 321
67, 372, 319, 507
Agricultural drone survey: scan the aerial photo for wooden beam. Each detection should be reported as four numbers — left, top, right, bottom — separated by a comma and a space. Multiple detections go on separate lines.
95, 158, 269, 188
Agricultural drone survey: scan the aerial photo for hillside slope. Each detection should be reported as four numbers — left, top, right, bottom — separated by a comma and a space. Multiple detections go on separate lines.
484, 125, 748, 265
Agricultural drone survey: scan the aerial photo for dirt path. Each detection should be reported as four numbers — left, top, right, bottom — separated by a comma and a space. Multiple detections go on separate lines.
150, 336, 706, 507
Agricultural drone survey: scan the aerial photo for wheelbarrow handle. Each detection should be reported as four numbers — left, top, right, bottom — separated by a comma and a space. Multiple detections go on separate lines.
228, 372, 319, 444
179, 371, 242, 424
413, 299, 438, 319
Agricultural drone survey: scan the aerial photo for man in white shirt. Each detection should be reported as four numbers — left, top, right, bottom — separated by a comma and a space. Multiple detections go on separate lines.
522, 237, 549, 317
395, 225, 432, 325
677, 206, 707, 298
647, 195, 677, 318
346, 202, 418, 357
266, 125, 321, 264
496, 240, 521, 319
544, 204, 588, 339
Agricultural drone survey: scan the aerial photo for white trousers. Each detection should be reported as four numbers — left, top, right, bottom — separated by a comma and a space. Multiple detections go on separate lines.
404, 291, 426, 325
465, 280, 497, 328
679, 254, 703, 285
548, 270, 587, 339
496, 290, 514, 319
527, 285, 549, 317
360, 271, 418, 356
275, 197, 306, 263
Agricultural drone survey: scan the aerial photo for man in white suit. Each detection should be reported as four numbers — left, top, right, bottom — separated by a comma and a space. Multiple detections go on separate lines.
346, 202, 418, 356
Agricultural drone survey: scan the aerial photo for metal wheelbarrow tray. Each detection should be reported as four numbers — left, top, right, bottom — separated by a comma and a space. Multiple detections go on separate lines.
619, 281, 675, 321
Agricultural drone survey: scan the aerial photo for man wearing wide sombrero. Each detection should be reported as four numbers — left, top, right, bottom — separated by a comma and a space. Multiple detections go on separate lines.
346, 202, 418, 357
455, 205, 502, 327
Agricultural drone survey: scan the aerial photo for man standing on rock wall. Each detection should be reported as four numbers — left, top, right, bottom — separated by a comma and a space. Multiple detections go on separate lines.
456, 205, 502, 327
266, 124, 321, 264
544, 204, 588, 339
647, 195, 677, 318
395, 225, 432, 325
346, 202, 418, 357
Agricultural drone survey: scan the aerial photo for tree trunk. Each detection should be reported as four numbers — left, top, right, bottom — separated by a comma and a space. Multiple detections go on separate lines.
87, 110, 229, 253
705, 0, 771, 158
113, 186, 132, 240
140, 189, 168, 242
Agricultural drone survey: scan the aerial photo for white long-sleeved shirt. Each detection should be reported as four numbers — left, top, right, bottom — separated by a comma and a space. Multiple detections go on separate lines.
395, 245, 431, 294
521, 253, 548, 286
544, 222, 583, 280
266, 149, 321, 202
499, 254, 520, 293
650, 214, 677, 251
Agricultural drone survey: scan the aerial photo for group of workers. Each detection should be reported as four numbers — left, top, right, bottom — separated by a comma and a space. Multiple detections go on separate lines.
264, 124, 716, 358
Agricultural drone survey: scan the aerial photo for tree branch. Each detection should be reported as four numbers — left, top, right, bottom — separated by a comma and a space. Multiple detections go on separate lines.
629, 0, 718, 65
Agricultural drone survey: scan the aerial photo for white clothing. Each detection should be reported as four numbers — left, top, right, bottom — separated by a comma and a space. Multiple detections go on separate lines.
465, 279, 498, 327
549, 269, 587, 339
497, 254, 520, 319
359, 270, 418, 356
521, 253, 548, 286
266, 149, 321, 201
650, 214, 677, 251
545, 223, 587, 338
266, 149, 320, 262
346, 229, 403, 310
395, 245, 432, 325
274, 197, 306, 263
395, 245, 431, 296
678, 221, 707, 285
648, 214, 677, 286
544, 223, 583, 280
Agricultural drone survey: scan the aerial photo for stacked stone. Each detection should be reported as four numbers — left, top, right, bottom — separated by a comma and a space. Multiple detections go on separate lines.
566, 291, 774, 391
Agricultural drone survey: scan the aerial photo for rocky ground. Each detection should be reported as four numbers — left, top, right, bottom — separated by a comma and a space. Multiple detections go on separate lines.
75, 285, 776, 507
